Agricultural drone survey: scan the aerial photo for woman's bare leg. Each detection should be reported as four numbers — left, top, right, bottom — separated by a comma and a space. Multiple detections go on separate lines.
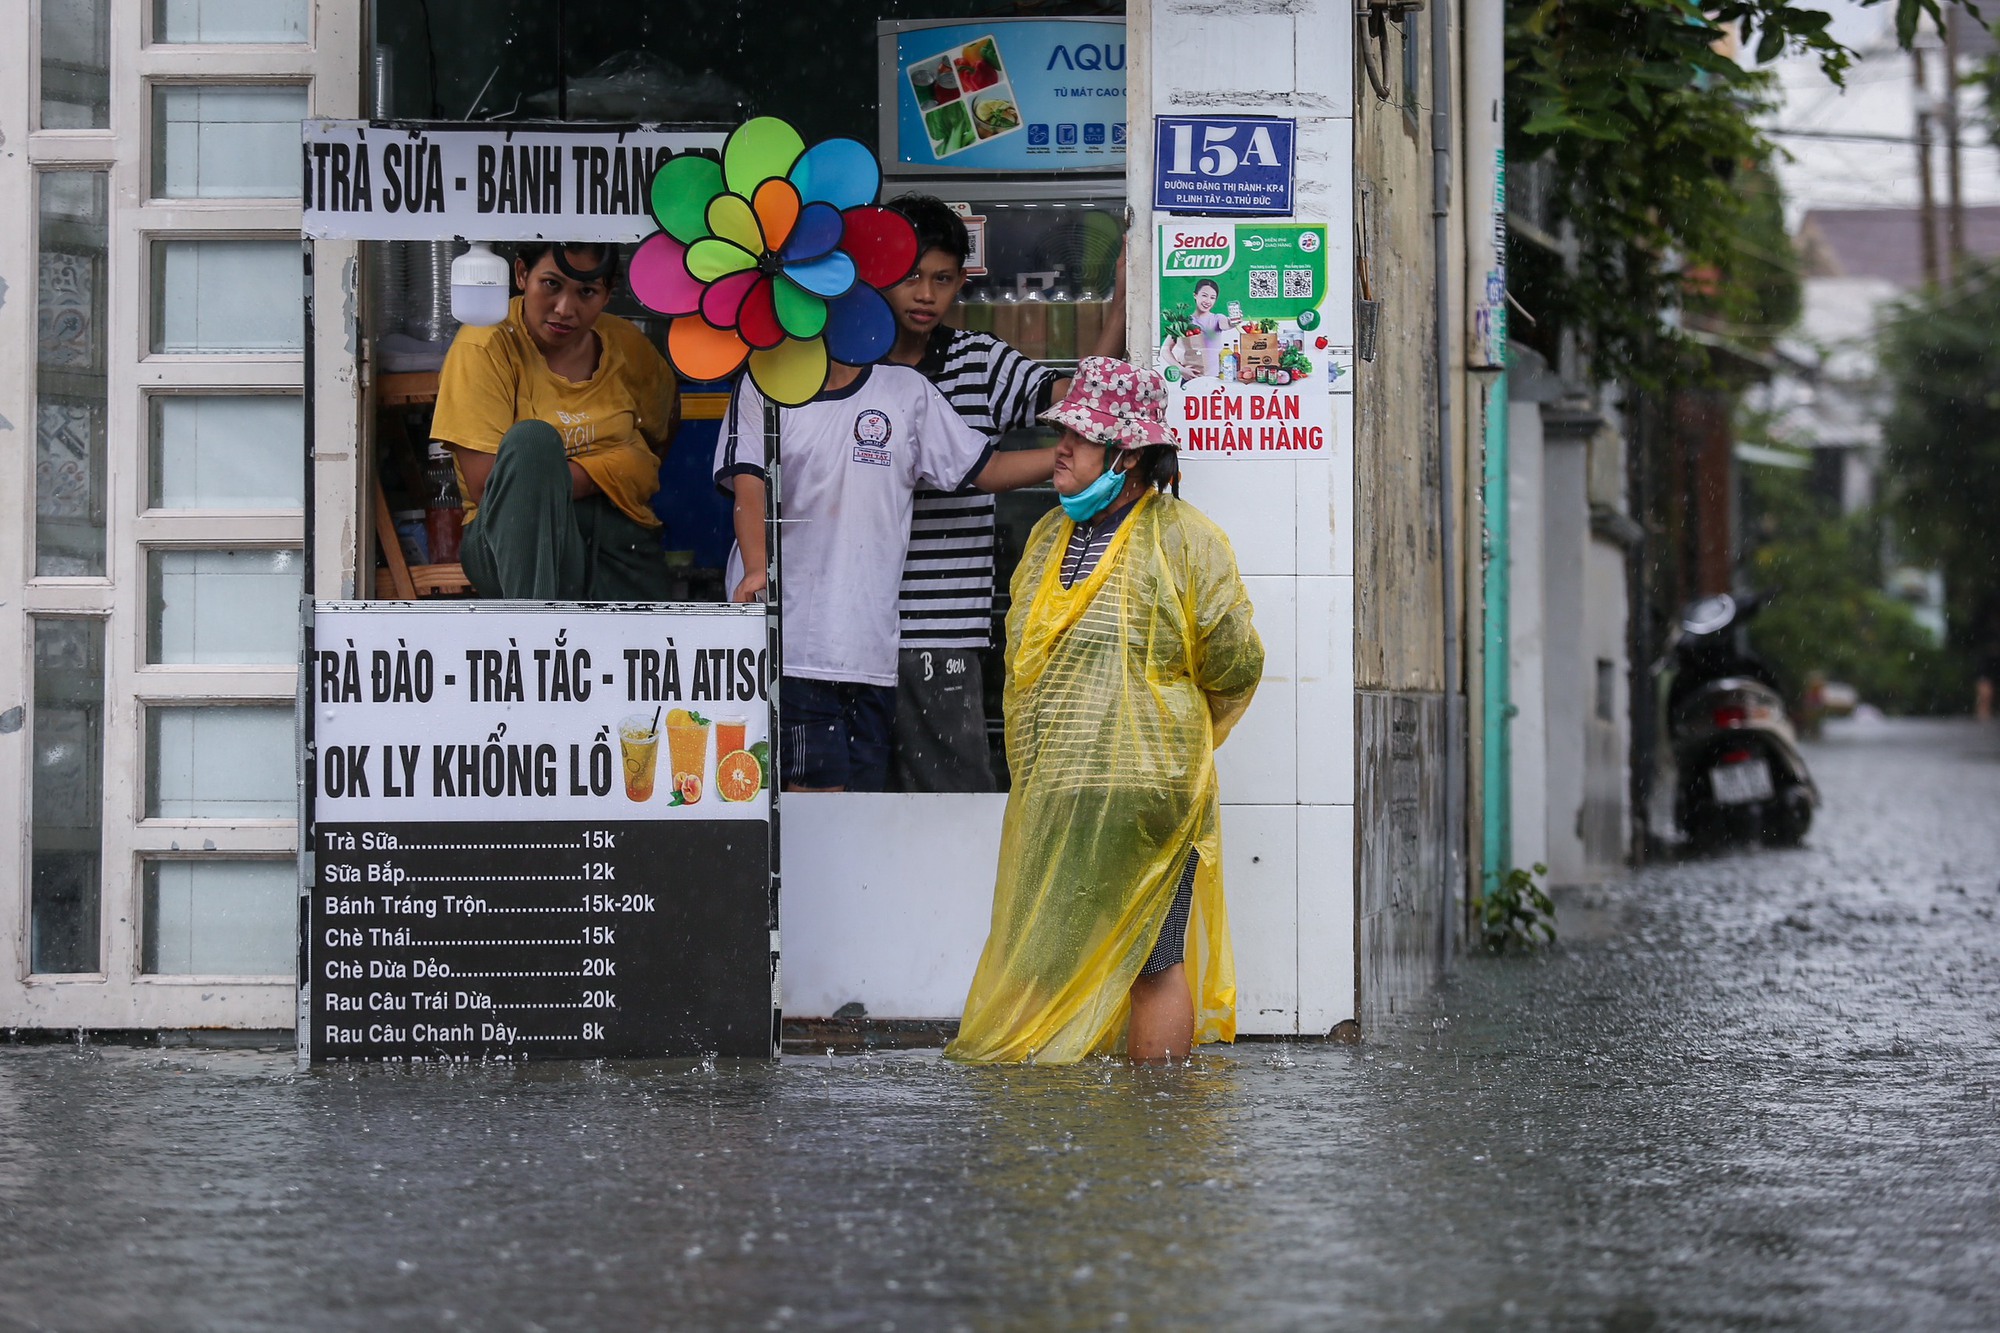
1127, 963, 1194, 1064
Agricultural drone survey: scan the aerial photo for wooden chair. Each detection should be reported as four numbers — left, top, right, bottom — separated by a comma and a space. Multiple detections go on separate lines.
373, 370, 472, 598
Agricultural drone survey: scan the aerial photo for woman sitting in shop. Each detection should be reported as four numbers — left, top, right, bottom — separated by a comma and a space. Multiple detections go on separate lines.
432, 241, 679, 600
945, 358, 1264, 1066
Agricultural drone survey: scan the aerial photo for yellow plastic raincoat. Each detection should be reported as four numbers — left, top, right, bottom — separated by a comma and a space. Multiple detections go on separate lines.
946, 491, 1264, 1064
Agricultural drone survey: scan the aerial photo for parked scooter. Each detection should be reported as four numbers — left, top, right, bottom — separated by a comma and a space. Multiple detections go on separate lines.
1657, 593, 1819, 848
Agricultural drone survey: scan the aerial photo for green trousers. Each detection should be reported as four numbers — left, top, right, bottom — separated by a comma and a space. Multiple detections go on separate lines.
459, 420, 671, 601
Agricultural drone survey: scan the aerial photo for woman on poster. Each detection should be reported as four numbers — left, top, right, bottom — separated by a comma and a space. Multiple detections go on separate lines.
946, 358, 1264, 1066
1184, 278, 1240, 377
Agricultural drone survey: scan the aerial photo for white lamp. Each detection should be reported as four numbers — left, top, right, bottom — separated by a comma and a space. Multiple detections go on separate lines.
450, 241, 510, 327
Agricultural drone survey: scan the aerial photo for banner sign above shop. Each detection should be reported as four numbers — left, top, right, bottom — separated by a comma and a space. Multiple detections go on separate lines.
1152, 116, 1296, 216
300, 121, 727, 242
303, 603, 774, 1062
1153, 221, 1345, 457
880, 18, 1126, 174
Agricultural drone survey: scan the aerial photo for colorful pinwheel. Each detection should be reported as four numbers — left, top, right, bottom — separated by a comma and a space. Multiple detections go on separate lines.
630, 117, 919, 406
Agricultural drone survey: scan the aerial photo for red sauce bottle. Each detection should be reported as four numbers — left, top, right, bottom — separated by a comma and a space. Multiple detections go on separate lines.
423, 442, 463, 565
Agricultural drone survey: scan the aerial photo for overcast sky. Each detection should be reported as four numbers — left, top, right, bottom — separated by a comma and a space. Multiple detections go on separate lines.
1756, 0, 2000, 225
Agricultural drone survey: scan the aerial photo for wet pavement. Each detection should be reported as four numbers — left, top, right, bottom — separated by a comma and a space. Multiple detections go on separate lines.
3, 716, 1998, 1331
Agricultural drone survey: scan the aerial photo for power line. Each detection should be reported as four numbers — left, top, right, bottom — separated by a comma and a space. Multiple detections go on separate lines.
1766, 126, 2000, 147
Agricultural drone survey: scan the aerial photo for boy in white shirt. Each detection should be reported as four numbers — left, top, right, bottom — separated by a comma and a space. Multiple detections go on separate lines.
715, 362, 1053, 791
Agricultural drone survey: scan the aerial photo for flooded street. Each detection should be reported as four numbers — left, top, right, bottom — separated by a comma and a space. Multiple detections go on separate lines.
4, 716, 1997, 1331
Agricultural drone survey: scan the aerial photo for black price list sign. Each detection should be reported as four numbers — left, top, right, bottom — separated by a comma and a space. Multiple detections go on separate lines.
309, 820, 771, 1061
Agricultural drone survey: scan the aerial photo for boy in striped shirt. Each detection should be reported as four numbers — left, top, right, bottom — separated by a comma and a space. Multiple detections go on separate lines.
882, 194, 1126, 791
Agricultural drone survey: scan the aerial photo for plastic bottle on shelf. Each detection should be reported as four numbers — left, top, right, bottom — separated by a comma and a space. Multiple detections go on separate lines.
423, 441, 463, 565
1047, 300, 1078, 361
391, 509, 429, 566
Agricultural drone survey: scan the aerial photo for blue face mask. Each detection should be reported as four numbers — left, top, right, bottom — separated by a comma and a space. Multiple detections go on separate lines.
1060, 456, 1126, 523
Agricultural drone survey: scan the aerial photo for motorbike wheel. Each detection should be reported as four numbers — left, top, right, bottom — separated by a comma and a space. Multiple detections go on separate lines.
1761, 784, 1813, 847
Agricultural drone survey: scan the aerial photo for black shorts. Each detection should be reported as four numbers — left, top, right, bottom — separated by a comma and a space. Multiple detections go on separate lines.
781, 676, 895, 791
891, 648, 995, 792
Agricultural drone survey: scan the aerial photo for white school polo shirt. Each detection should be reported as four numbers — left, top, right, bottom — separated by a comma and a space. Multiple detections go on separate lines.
715, 365, 992, 688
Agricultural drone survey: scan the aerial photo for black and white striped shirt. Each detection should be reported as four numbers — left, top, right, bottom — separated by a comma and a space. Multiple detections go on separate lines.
899, 327, 1061, 649
1059, 498, 1138, 589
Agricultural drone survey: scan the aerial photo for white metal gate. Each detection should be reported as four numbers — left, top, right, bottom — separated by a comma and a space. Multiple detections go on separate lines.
0, 0, 360, 1029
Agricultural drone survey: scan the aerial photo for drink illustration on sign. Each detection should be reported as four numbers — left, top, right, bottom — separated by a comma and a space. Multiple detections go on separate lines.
908, 34, 1020, 158
618, 707, 767, 807
620, 712, 660, 802
665, 708, 710, 805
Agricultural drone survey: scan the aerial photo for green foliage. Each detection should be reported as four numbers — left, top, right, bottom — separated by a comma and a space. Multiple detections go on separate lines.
1685, 161, 1803, 339
1160, 302, 1197, 341
1506, 0, 1961, 386
1739, 444, 1964, 712
1878, 262, 2000, 660
1481, 864, 1556, 953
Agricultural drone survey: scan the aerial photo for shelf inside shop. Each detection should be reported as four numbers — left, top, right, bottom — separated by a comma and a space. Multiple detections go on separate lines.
377, 371, 441, 407
951, 298, 1114, 369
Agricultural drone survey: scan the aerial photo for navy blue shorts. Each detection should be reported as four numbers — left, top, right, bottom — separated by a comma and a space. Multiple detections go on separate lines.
781, 676, 896, 791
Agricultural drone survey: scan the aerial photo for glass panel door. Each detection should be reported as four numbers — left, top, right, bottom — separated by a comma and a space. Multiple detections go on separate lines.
3, 0, 358, 1031
152, 85, 310, 198
35, 172, 110, 576
30, 618, 106, 974
154, 0, 310, 46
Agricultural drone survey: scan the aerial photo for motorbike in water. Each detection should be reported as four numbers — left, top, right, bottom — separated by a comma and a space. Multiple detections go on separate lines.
1658, 593, 1819, 849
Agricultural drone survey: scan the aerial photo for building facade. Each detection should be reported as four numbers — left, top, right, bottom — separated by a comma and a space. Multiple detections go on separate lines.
4, 0, 1495, 1039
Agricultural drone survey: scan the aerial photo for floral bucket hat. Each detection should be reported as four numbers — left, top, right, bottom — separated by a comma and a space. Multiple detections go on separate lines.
1039, 356, 1181, 450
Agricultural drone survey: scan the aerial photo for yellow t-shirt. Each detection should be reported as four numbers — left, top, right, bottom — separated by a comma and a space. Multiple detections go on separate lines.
430, 297, 678, 528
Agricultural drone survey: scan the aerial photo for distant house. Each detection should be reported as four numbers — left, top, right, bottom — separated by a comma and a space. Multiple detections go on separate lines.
1796, 205, 2000, 287
1750, 205, 1964, 638
1764, 205, 2000, 512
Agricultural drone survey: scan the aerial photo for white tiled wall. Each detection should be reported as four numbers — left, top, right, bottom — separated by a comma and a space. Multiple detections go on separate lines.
1149, 0, 1358, 1032
781, 793, 1003, 1020
1217, 575, 1297, 806
1296, 803, 1356, 1033
1222, 804, 1300, 1030
1297, 575, 1355, 806
1180, 457, 1299, 576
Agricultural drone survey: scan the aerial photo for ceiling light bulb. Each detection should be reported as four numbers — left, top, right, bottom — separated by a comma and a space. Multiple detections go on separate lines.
450, 241, 510, 327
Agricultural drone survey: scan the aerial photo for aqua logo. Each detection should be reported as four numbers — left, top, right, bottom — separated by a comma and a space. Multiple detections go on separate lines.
1045, 43, 1126, 72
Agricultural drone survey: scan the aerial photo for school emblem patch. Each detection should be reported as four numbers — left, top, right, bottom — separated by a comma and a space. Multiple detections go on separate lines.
853, 408, 893, 466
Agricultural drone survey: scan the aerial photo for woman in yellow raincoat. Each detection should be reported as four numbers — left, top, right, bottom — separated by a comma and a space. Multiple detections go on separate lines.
946, 358, 1264, 1065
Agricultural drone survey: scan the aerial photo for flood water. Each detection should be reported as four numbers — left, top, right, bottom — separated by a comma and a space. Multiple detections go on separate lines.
4, 717, 1997, 1330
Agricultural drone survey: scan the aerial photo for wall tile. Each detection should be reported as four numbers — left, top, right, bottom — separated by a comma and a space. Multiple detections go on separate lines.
1297, 802, 1356, 1031
1220, 575, 1297, 805
1221, 803, 1301, 1033
1298, 575, 1355, 805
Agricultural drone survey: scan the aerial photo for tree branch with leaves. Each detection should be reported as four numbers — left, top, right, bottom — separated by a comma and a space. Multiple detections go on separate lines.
1507, 0, 1979, 386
